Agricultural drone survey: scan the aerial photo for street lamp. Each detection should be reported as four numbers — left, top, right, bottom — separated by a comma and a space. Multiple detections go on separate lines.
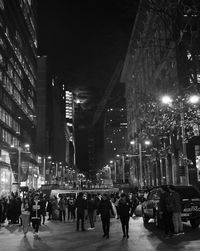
161, 94, 200, 185
10, 143, 30, 189
130, 139, 151, 188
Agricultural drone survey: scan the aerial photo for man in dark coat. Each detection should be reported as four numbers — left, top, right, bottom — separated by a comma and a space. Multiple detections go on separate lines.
97, 193, 114, 239
159, 185, 174, 238
75, 192, 87, 231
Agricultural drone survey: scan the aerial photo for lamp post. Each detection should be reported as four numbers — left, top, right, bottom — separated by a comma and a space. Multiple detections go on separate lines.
44, 156, 52, 183
161, 94, 200, 185
130, 139, 151, 188
11, 143, 30, 190
17, 146, 21, 185
115, 154, 125, 183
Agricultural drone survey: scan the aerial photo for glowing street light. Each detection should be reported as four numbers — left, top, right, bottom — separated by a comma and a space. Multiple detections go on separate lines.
188, 95, 200, 104
144, 140, 151, 146
161, 95, 173, 104
130, 140, 135, 145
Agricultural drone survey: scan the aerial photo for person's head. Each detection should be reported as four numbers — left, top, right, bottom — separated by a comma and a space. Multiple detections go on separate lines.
34, 193, 39, 200
121, 193, 127, 201
161, 185, 169, 193
168, 185, 175, 192
78, 192, 83, 198
102, 193, 108, 200
87, 194, 91, 200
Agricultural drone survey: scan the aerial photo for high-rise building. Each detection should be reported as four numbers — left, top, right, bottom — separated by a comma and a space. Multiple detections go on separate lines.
36, 57, 74, 186
0, 0, 38, 194
121, 0, 200, 187
64, 90, 76, 187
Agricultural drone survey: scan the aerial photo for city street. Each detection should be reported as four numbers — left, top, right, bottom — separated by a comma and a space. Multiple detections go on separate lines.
1, 216, 200, 251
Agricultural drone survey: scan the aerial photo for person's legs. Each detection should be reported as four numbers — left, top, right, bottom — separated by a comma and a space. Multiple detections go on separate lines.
59, 210, 62, 221
106, 218, 110, 238
23, 215, 30, 235
125, 217, 129, 237
32, 219, 36, 234
172, 213, 179, 233
178, 213, 183, 232
76, 215, 80, 230
34, 218, 41, 239
68, 208, 71, 221
120, 217, 126, 236
88, 211, 94, 228
163, 212, 170, 235
81, 215, 85, 230
48, 210, 52, 220
72, 209, 76, 220
63, 210, 66, 222
102, 218, 107, 236
42, 213, 45, 224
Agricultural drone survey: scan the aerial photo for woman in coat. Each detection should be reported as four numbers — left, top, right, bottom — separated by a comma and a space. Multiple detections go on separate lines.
118, 193, 132, 238
20, 197, 31, 237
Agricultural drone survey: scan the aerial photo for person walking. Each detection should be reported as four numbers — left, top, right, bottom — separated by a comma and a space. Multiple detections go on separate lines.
168, 185, 184, 235
75, 192, 87, 231
58, 195, 66, 222
159, 185, 174, 238
30, 193, 42, 240
97, 193, 114, 239
129, 193, 139, 217
117, 193, 132, 238
86, 194, 96, 230
40, 194, 46, 225
20, 197, 31, 237
46, 197, 53, 220
67, 196, 76, 221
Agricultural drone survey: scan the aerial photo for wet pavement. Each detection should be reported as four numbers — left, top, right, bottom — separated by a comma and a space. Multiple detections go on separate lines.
0, 216, 200, 251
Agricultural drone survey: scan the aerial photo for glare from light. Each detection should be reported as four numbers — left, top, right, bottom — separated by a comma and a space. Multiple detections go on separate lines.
130, 140, 135, 145
189, 95, 200, 104
144, 140, 151, 145
161, 95, 173, 104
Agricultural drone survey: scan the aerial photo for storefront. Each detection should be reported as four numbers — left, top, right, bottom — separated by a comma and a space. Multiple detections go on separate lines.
0, 164, 12, 196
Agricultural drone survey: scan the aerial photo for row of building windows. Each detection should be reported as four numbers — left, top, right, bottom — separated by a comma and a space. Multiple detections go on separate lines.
1, 17, 36, 88
0, 35, 35, 100
19, 0, 37, 51
2, 74, 34, 120
1, 127, 19, 147
0, 106, 20, 133
0, 36, 35, 109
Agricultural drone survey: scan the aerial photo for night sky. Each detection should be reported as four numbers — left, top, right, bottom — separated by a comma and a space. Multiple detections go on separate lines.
38, 0, 139, 171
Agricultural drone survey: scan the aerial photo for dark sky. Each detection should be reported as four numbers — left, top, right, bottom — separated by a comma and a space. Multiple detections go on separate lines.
38, 0, 139, 90
37, 0, 139, 171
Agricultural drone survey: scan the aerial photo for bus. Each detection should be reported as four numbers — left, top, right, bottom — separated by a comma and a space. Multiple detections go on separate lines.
50, 187, 119, 199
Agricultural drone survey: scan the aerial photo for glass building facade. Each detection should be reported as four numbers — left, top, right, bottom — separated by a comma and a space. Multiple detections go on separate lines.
0, 0, 38, 195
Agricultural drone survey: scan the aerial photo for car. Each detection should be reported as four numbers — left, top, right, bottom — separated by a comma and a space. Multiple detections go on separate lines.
141, 185, 200, 228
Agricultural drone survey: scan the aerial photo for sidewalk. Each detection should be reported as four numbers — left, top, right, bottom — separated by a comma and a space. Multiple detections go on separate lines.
0, 217, 131, 251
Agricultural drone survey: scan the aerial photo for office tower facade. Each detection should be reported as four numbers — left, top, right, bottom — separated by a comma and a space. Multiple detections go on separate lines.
0, 0, 38, 194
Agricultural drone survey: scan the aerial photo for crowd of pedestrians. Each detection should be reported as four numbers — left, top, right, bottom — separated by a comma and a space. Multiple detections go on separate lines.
0, 190, 141, 240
